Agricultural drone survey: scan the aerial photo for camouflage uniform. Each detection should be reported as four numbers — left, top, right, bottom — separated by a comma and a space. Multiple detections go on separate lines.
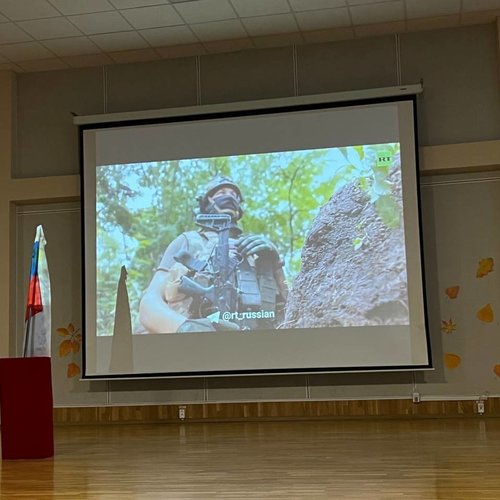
157, 228, 287, 331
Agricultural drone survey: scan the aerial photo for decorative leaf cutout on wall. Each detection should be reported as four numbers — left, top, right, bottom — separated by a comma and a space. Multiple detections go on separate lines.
59, 339, 73, 357
477, 304, 494, 323
493, 365, 500, 378
67, 363, 81, 378
56, 322, 82, 379
476, 257, 494, 278
444, 353, 461, 369
445, 286, 460, 299
441, 319, 456, 334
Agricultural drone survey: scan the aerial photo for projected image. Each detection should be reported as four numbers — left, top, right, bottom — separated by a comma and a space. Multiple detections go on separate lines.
95, 143, 408, 337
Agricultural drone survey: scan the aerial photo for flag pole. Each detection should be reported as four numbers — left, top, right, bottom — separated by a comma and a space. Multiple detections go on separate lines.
23, 309, 32, 357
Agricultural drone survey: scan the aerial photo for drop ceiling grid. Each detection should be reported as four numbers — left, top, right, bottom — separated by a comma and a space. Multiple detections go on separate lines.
0, 0, 498, 72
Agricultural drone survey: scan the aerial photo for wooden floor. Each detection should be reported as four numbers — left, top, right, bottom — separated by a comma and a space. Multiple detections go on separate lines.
1, 418, 500, 499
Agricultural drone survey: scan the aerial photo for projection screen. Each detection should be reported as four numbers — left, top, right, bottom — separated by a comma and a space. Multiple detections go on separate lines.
79, 90, 431, 379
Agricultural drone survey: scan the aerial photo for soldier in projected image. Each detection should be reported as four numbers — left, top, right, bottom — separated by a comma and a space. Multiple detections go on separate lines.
138, 174, 288, 334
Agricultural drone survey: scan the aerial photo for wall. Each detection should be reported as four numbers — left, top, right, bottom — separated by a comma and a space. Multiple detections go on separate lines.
2, 23, 500, 408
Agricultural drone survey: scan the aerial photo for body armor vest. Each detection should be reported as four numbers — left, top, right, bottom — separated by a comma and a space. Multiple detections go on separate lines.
165, 230, 278, 330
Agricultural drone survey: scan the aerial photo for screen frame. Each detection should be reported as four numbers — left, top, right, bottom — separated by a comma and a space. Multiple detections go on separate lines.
78, 88, 432, 380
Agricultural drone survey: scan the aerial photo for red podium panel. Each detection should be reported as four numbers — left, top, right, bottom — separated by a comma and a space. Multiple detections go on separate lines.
0, 357, 54, 459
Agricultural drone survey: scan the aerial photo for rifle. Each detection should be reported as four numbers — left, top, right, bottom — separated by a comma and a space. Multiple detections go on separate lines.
174, 213, 237, 315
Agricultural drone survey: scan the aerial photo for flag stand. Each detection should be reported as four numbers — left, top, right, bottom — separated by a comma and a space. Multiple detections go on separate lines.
0, 357, 54, 459
0, 224, 54, 460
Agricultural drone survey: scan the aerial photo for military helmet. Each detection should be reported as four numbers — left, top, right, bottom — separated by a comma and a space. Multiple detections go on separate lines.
197, 174, 244, 212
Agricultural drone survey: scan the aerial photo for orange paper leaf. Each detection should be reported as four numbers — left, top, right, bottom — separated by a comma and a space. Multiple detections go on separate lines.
67, 363, 80, 378
476, 257, 494, 278
56, 327, 69, 337
68, 323, 75, 333
74, 333, 82, 342
477, 304, 494, 323
445, 286, 460, 299
71, 340, 80, 354
59, 339, 73, 357
493, 365, 500, 378
441, 319, 456, 334
444, 353, 461, 369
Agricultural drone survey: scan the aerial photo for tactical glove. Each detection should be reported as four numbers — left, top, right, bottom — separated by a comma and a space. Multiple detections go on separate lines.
236, 234, 279, 261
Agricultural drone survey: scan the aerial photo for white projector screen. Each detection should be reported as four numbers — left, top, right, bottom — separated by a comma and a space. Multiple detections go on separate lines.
80, 95, 431, 378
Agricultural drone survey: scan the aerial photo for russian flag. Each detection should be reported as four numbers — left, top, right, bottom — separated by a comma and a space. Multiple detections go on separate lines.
23, 225, 51, 357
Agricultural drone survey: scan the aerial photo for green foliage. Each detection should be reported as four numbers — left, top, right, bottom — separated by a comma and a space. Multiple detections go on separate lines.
337, 143, 401, 229
374, 195, 401, 229
341, 143, 402, 250
95, 143, 402, 335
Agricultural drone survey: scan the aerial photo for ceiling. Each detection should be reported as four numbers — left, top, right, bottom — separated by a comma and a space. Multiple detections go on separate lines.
0, 0, 499, 73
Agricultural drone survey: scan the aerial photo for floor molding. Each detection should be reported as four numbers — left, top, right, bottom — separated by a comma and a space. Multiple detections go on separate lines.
53, 398, 500, 425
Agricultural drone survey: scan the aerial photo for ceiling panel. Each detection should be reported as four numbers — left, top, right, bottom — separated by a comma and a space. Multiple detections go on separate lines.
0, 0, 60, 21
68, 12, 133, 35
18, 18, 83, 40
109, 0, 169, 8
347, 0, 397, 5
350, 1, 405, 25
0, 0, 496, 73
290, 0, 347, 11
139, 25, 197, 46
48, 0, 115, 15
190, 19, 246, 42
230, 0, 290, 17
174, 0, 236, 24
0, 23, 33, 44
90, 31, 149, 52
121, 5, 184, 29
42, 36, 101, 56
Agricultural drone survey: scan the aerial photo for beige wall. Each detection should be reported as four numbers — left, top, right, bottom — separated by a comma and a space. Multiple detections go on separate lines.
0, 71, 14, 357
0, 70, 79, 355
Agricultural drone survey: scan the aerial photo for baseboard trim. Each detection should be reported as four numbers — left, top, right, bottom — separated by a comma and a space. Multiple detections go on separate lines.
53, 398, 500, 425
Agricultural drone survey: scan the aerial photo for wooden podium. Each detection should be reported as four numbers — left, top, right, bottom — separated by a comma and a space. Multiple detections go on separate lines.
0, 357, 54, 459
